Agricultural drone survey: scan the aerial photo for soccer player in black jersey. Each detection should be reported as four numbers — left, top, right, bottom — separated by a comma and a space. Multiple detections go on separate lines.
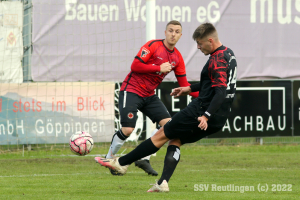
95, 22, 237, 192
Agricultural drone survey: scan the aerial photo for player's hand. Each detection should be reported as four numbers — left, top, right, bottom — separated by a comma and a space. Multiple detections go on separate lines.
160, 62, 172, 73
170, 86, 191, 97
198, 116, 208, 131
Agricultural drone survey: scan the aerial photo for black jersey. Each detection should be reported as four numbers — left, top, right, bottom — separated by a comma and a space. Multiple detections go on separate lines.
190, 45, 237, 127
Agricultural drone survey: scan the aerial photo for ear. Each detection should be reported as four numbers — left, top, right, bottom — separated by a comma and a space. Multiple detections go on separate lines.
208, 37, 213, 44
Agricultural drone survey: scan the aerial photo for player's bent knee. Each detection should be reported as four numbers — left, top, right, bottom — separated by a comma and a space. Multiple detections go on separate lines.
151, 127, 169, 148
155, 127, 169, 139
158, 118, 171, 127
169, 139, 181, 147
121, 127, 135, 136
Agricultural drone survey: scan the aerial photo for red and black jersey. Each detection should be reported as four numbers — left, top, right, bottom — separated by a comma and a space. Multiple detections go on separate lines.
190, 45, 237, 126
120, 39, 190, 97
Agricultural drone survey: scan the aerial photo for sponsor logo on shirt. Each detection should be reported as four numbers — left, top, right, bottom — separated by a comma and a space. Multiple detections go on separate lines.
171, 61, 176, 68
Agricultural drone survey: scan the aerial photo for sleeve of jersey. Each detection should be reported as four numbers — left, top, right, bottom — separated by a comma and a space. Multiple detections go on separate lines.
203, 56, 228, 119
174, 53, 199, 98
190, 83, 201, 92
131, 41, 160, 73
131, 58, 160, 73
203, 87, 226, 119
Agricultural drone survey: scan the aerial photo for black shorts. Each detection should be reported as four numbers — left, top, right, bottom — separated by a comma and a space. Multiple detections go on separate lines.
119, 91, 171, 128
163, 99, 223, 145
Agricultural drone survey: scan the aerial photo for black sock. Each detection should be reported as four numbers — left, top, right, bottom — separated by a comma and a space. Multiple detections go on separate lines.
118, 138, 159, 166
157, 145, 180, 185
116, 129, 128, 140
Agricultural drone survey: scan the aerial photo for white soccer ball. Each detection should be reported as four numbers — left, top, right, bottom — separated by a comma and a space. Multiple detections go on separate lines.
69, 131, 94, 156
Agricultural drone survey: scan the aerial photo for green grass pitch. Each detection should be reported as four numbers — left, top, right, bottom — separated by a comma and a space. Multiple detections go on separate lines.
0, 144, 299, 200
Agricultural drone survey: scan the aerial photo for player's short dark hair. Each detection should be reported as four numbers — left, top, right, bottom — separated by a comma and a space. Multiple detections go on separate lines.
166, 20, 182, 29
192, 23, 217, 40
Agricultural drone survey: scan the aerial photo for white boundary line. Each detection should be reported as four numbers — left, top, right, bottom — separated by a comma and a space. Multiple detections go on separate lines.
189, 167, 285, 172
0, 172, 95, 178
0, 168, 286, 178
0, 171, 146, 178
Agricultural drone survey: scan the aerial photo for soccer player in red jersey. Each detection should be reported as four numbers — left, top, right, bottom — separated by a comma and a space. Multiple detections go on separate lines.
95, 23, 237, 192
96, 20, 198, 176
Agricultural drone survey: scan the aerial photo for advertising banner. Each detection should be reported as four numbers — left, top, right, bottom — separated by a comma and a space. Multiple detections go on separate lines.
0, 1, 23, 83
31, 0, 300, 82
293, 80, 300, 136
213, 80, 292, 138
0, 82, 115, 145
129, 80, 293, 138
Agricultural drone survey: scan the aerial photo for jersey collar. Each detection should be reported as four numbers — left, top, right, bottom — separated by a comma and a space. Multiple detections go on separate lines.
210, 45, 225, 55
162, 39, 175, 53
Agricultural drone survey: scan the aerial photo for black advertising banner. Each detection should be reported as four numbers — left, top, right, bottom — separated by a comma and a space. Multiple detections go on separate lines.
156, 80, 293, 138
293, 81, 300, 136
213, 81, 292, 138
156, 82, 193, 117
116, 80, 294, 139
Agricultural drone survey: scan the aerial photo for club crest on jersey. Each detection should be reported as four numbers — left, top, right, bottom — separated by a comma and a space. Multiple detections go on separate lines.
127, 112, 134, 119
171, 61, 176, 68
141, 47, 150, 58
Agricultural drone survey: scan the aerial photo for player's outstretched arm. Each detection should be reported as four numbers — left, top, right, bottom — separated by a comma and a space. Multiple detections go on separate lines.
131, 59, 160, 73
131, 59, 172, 74
170, 86, 191, 97
175, 76, 199, 98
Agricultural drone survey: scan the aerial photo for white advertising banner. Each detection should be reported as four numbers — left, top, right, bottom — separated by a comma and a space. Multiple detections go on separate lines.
0, 1, 23, 83
31, 0, 300, 82
0, 82, 115, 145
